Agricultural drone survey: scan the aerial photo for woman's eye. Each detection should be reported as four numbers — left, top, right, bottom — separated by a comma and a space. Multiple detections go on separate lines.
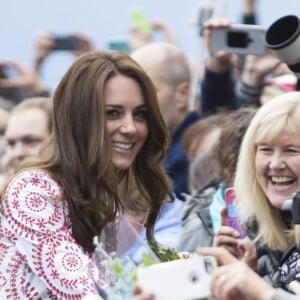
287, 148, 300, 154
134, 109, 147, 121
257, 145, 271, 153
105, 109, 119, 118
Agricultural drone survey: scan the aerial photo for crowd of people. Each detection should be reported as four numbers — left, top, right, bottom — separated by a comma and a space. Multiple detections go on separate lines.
1, 0, 300, 299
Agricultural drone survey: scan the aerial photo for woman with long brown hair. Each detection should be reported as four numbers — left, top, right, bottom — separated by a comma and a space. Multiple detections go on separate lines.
0, 51, 173, 299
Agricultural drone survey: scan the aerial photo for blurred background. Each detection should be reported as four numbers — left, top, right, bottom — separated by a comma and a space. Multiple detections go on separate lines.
1, 0, 299, 89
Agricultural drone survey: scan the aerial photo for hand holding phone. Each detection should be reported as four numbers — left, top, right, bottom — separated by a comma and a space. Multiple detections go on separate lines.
107, 37, 130, 53
0, 64, 18, 79
51, 34, 79, 51
129, 7, 152, 35
211, 24, 266, 56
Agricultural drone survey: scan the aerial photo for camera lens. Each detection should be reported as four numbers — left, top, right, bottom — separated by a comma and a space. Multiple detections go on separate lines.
265, 15, 300, 50
265, 15, 300, 78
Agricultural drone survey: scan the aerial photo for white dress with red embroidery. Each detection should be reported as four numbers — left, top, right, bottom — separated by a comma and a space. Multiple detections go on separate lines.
0, 170, 107, 299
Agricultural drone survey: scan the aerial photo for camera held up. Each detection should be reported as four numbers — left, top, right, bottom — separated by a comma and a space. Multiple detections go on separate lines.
265, 15, 300, 79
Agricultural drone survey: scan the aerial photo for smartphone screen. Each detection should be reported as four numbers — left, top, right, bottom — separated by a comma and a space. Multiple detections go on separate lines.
52, 35, 79, 51
225, 187, 246, 238
227, 30, 251, 48
108, 37, 130, 53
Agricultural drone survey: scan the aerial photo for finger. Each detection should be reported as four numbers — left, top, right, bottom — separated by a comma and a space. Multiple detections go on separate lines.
221, 206, 227, 226
0, 77, 24, 87
133, 285, 143, 295
211, 269, 231, 299
5, 61, 29, 75
236, 236, 255, 255
0, 78, 15, 87
216, 225, 240, 237
214, 235, 239, 248
198, 247, 237, 265
133, 285, 155, 300
203, 18, 233, 29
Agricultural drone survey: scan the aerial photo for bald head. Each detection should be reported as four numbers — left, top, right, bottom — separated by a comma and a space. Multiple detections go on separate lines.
131, 42, 190, 87
131, 42, 191, 134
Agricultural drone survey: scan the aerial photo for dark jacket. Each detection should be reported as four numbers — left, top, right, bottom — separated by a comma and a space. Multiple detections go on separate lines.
165, 111, 201, 200
200, 68, 239, 116
248, 211, 295, 291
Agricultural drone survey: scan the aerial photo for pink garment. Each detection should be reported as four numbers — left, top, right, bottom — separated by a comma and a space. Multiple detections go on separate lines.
0, 170, 107, 299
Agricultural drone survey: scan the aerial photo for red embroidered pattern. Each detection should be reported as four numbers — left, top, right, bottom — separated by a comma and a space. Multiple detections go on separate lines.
0, 170, 106, 299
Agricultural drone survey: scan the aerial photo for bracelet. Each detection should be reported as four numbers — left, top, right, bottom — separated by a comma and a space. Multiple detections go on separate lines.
236, 81, 263, 106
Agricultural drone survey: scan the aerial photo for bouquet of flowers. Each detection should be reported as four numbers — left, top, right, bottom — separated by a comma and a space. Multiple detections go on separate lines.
87, 237, 188, 300
82, 214, 197, 300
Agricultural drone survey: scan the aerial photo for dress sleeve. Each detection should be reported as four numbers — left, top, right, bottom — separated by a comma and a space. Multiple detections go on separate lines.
2, 170, 103, 299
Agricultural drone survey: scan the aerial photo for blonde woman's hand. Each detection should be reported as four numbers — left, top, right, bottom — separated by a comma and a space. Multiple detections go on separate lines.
213, 224, 257, 269
213, 225, 241, 258
236, 236, 258, 270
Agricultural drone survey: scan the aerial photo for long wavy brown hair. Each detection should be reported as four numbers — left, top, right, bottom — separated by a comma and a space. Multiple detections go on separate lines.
15, 51, 173, 252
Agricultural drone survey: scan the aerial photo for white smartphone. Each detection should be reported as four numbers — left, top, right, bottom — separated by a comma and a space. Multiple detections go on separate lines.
137, 256, 216, 300
211, 24, 267, 56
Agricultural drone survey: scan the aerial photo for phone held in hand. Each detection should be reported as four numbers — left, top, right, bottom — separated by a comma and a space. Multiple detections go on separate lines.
128, 7, 152, 35
52, 34, 79, 51
137, 256, 216, 300
211, 24, 267, 56
0, 65, 18, 78
107, 37, 130, 53
225, 187, 246, 238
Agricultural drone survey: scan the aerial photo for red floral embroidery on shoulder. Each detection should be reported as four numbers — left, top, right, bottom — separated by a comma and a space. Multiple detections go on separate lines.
0, 170, 106, 299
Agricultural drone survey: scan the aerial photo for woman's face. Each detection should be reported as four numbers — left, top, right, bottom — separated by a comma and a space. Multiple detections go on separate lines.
104, 74, 149, 170
255, 131, 300, 208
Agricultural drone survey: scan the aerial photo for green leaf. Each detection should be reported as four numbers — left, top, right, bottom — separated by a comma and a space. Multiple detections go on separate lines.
142, 253, 156, 266
148, 240, 180, 262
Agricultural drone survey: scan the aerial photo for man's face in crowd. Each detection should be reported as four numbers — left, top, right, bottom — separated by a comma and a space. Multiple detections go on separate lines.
3, 107, 49, 174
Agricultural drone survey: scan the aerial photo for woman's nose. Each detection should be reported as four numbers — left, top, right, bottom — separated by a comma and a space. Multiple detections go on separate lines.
120, 116, 137, 134
269, 153, 286, 169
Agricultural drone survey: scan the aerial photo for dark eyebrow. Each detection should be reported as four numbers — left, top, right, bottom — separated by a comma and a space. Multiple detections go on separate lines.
105, 104, 148, 109
5, 134, 44, 141
105, 104, 122, 108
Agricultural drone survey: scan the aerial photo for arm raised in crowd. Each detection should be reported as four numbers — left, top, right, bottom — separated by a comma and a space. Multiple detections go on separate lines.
34, 31, 95, 74
200, 18, 240, 116
0, 60, 48, 97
